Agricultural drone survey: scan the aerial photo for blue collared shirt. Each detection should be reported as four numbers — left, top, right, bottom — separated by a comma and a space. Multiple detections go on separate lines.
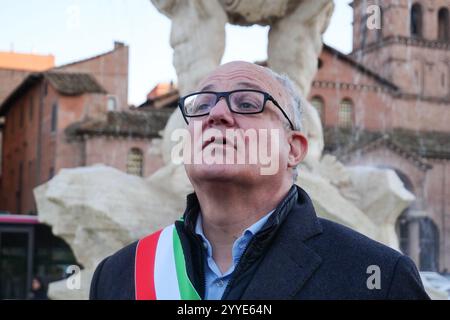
195, 210, 274, 300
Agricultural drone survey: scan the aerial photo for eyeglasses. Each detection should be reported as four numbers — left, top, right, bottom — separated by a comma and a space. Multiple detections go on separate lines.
178, 89, 295, 130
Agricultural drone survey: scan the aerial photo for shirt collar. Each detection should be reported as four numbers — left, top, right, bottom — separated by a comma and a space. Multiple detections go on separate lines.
195, 209, 275, 254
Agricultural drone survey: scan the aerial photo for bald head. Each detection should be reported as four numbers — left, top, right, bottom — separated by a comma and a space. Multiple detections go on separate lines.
197, 61, 288, 106
195, 61, 302, 131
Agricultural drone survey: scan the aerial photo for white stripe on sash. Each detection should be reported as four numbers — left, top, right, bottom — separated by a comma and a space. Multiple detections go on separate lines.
153, 224, 181, 300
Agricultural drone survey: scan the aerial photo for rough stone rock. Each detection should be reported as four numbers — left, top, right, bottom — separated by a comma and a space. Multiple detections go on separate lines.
300, 161, 416, 250
34, 164, 190, 299
35, 160, 417, 299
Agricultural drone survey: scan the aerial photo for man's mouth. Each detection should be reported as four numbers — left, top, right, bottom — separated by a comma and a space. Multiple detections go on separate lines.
202, 136, 236, 150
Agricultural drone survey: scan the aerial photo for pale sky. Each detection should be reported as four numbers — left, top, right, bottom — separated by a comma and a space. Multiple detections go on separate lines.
0, 0, 353, 106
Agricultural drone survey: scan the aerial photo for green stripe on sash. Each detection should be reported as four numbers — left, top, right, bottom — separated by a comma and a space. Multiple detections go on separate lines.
172, 227, 201, 300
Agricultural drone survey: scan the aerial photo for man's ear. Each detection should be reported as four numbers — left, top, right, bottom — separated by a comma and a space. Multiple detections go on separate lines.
287, 132, 308, 168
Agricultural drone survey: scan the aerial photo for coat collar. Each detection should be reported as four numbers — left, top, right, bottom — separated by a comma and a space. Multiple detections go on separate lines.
182, 184, 299, 236
180, 185, 324, 300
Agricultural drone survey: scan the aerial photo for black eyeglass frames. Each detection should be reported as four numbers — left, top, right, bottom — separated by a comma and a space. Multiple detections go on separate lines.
177, 89, 295, 130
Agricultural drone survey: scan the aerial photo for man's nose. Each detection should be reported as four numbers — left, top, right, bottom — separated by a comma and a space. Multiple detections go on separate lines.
207, 97, 235, 127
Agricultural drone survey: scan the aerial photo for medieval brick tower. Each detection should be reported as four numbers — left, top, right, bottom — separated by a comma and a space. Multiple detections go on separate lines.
330, 0, 450, 272
351, 0, 450, 99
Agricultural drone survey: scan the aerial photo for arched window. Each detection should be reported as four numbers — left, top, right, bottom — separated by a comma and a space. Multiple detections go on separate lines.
338, 99, 353, 128
410, 3, 423, 37
397, 215, 440, 272
442, 71, 446, 89
396, 210, 411, 256
377, 7, 383, 40
310, 96, 324, 123
127, 148, 144, 177
438, 7, 449, 41
107, 96, 118, 111
419, 218, 439, 271
318, 58, 323, 70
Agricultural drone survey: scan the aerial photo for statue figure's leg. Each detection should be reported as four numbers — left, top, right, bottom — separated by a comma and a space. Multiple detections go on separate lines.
267, 0, 334, 165
267, 0, 334, 95
151, 0, 228, 163
167, 0, 228, 95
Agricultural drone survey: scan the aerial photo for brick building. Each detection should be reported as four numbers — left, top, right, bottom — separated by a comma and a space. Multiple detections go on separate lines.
0, 72, 107, 214
0, 51, 56, 180
0, 43, 168, 216
307, 0, 450, 272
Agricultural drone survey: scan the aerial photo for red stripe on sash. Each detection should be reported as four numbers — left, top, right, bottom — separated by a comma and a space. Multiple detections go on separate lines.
135, 229, 163, 300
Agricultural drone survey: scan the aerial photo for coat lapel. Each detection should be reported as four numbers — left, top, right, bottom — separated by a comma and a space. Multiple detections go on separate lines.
241, 187, 323, 299
241, 237, 322, 299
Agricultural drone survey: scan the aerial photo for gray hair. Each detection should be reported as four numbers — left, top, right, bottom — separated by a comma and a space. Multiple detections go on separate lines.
266, 69, 304, 182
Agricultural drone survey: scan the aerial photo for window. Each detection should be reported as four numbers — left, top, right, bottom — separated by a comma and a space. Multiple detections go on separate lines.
317, 58, 323, 70
310, 96, 324, 123
377, 7, 383, 40
410, 3, 423, 37
338, 99, 354, 128
397, 213, 410, 257
51, 102, 58, 133
29, 96, 33, 121
397, 214, 440, 272
419, 218, 439, 271
11, 112, 14, 135
20, 104, 24, 128
438, 7, 449, 41
359, 13, 369, 49
126, 148, 144, 177
107, 96, 118, 111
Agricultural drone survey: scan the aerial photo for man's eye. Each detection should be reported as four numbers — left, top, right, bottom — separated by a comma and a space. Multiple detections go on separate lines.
238, 102, 258, 110
195, 104, 210, 111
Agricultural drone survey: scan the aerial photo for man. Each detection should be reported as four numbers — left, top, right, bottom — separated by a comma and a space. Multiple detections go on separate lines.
90, 61, 429, 300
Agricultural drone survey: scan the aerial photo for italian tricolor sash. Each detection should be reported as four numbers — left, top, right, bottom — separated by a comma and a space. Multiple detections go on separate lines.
134, 224, 201, 300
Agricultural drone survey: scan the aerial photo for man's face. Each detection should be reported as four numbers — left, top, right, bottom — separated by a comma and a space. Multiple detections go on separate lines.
183, 61, 305, 187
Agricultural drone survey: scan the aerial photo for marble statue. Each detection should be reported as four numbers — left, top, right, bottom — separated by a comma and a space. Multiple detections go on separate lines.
152, 0, 334, 165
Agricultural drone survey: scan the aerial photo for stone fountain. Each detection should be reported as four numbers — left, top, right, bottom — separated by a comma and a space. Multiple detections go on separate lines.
34, 0, 431, 299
